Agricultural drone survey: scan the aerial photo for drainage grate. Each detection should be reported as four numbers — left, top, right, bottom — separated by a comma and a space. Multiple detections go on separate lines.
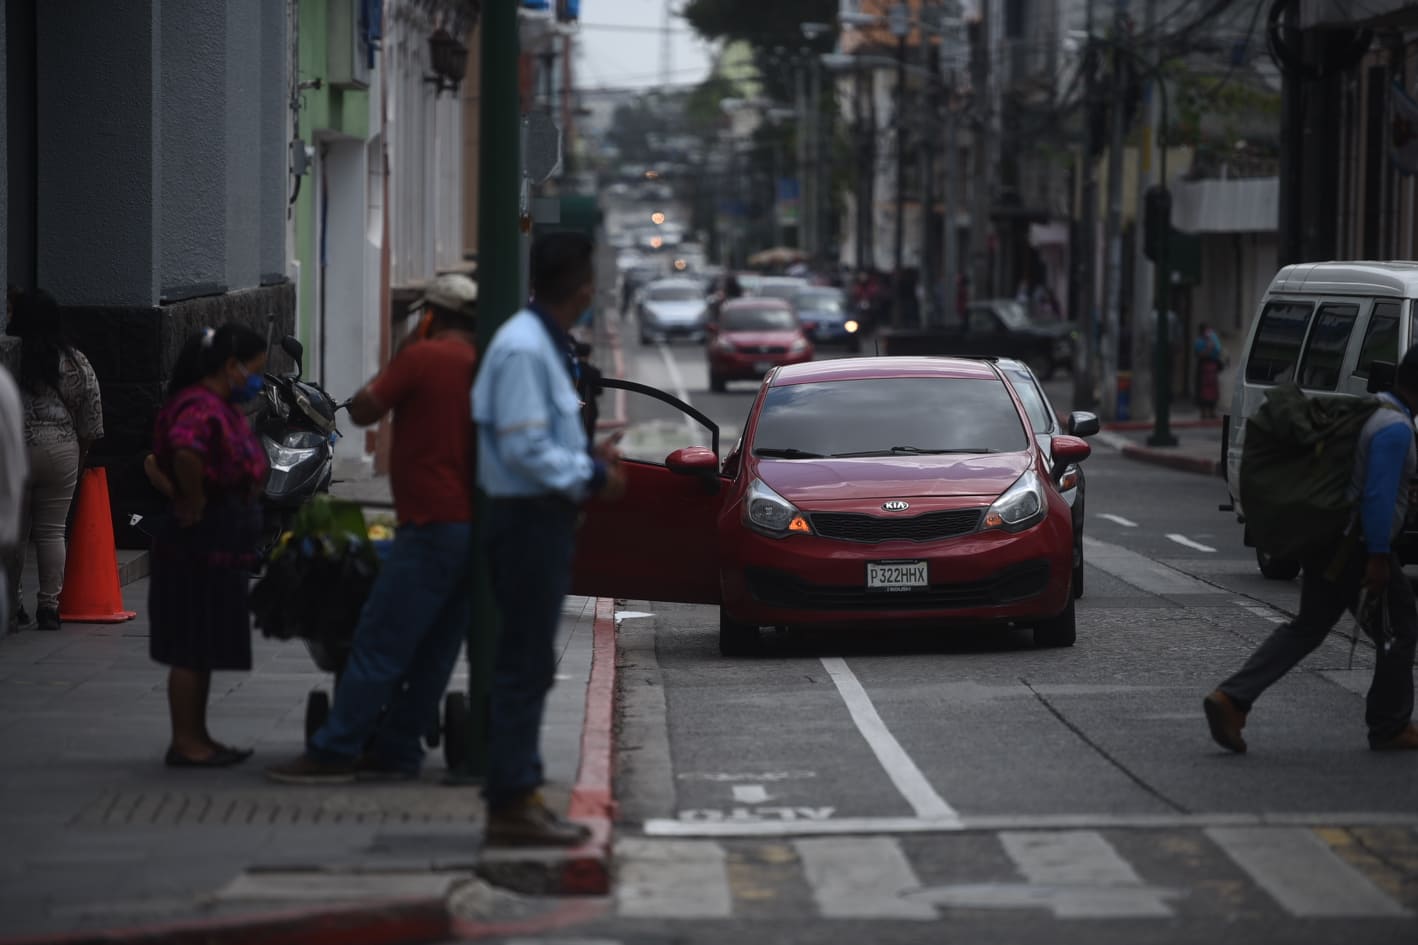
72, 788, 482, 827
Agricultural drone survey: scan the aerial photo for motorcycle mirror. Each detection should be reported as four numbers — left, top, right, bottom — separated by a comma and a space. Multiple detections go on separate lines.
280, 336, 304, 377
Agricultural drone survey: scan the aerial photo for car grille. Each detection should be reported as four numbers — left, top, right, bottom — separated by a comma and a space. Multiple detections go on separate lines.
811, 508, 984, 543
736, 344, 787, 354
744, 561, 1050, 611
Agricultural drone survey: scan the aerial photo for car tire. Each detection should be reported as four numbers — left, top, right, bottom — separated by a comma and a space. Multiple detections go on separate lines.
1033, 598, 1076, 648
1256, 548, 1301, 581
709, 372, 726, 393
1073, 541, 1085, 599
718, 611, 760, 657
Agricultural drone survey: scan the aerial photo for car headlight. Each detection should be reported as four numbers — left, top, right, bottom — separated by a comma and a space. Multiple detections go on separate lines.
789, 337, 809, 354
743, 478, 812, 538
983, 469, 1048, 532
844, 319, 860, 334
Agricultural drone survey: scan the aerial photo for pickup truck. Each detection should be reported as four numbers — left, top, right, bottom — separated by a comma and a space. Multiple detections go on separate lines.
876, 299, 1076, 380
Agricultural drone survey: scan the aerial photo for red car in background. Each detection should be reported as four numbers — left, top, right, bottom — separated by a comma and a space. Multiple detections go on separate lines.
571, 357, 1093, 656
707, 298, 814, 392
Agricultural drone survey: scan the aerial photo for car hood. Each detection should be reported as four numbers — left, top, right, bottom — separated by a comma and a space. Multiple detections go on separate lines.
644, 301, 706, 322
722, 329, 802, 346
755, 451, 1034, 503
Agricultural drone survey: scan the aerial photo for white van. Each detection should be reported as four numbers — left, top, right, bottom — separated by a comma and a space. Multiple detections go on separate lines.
1223, 261, 1418, 579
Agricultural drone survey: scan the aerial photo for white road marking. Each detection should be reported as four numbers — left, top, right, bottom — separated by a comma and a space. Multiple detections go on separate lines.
642, 810, 1418, 838
614, 611, 655, 621
1166, 533, 1217, 553
678, 771, 818, 782
1082, 536, 1224, 596
732, 784, 770, 804
795, 837, 936, 920
655, 342, 698, 439
998, 831, 1177, 918
819, 657, 960, 825
615, 838, 732, 919
1206, 827, 1409, 918
1098, 513, 1138, 528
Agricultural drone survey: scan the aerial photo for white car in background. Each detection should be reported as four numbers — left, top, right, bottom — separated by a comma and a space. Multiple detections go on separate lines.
638, 278, 712, 344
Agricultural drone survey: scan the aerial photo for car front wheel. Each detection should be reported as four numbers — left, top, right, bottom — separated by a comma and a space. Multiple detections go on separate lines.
719, 611, 760, 656
1033, 597, 1076, 648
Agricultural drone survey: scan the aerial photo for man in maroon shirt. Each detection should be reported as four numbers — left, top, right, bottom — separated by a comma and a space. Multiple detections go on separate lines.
269, 274, 478, 783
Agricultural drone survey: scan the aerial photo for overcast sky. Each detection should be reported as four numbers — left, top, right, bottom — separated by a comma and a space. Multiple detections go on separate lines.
574, 0, 716, 92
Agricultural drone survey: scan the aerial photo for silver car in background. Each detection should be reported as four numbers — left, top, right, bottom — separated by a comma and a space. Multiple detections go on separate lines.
638, 278, 711, 344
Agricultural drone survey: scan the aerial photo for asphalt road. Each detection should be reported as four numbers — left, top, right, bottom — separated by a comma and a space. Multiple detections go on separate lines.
530, 326, 1418, 945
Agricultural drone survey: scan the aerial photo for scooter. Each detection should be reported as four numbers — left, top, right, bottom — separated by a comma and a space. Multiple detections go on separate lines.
251, 328, 344, 550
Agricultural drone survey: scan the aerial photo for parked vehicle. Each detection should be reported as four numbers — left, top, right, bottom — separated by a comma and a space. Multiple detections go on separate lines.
878, 299, 1074, 379
995, 358, 1100, 597
792, 287, 860, 349
251, 334, 342, 549
707, 299, 814, 392
572, 357, 1091, 654
638, 278, 712, 344
1222, 261, 1418, 579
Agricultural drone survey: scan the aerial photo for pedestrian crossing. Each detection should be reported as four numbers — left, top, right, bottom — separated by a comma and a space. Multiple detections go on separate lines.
615, 825, 1418, 921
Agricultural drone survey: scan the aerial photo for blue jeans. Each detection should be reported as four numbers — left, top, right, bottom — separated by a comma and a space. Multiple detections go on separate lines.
310, 521, 472, 771
483, 496, 578, 809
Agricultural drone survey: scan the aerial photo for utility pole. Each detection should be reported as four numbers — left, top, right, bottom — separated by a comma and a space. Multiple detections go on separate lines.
942, 98, 960, 322
464, 0, 520, 779
890, 2, 909, 328
1073, 0, 1099, 411
1099, 0, 1128, 421
968, 0, 992, 304
1129, 0, 1157, 423
796, 53, 810, 254
808, 53, 824, 265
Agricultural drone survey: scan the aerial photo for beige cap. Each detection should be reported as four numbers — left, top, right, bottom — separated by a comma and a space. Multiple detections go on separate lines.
415, 273, 478, 318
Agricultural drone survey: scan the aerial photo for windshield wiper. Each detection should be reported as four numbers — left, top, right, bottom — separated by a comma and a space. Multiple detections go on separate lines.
753, 447, 827, 459
833, 446, 1000, 457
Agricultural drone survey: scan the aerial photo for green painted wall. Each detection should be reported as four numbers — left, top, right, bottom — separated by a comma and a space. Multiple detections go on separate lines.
293, 0, 372, 358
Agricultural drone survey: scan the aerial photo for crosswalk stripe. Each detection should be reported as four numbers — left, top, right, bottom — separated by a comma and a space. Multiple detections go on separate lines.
793, 837, 936, 920
1206, 827, 1410, 918
615, 838, 732, 919
999, 830, 1176, 918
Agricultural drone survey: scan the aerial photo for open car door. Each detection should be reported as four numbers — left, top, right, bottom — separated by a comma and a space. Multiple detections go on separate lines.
571, 379, 727, 604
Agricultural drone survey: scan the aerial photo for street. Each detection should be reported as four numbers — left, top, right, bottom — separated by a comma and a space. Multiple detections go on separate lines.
552, 328, 1418, 944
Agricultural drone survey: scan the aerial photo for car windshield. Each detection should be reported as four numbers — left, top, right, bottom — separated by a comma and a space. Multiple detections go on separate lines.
795, 293, 844, 315
647, 286, 700, 302
751, 377, 1029, 456
722, 306, 798, 331
1000, 367, 1053, 433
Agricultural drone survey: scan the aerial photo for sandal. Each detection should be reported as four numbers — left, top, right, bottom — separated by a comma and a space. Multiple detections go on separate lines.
209, 742, 254, 761
164, 746, 250, 768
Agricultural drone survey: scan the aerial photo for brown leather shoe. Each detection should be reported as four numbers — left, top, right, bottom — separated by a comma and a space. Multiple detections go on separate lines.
485, 792, 591, 848
1370, 723, 1418, 751
1203, 689, 1248, 754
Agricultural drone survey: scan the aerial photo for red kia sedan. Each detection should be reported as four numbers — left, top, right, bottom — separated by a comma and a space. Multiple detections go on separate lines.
707, 298, 814, 392
571, 357, 1091, 655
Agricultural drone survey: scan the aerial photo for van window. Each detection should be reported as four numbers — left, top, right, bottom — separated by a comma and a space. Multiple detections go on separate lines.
1296, 303, 1360, 390
1245, 301, 1313, 384
1354, 301, 1401, 379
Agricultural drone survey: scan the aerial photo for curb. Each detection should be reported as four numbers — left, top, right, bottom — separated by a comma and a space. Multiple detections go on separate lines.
1118, 442, 1222, 477
0, 898, 451, 945
473, 598, 617, 896
117, 551, 151, 588
1103, 418, 1222, 432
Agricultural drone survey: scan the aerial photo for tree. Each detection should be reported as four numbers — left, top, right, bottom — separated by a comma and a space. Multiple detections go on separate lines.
683, 0, 835, 48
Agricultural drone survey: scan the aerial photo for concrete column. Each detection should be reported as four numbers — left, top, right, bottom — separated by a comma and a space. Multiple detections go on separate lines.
36, 1, 159, 306
159, 1, 228, 301
1, 5, 8, 300
259, 0, 289, 285
225, 0, 261, 290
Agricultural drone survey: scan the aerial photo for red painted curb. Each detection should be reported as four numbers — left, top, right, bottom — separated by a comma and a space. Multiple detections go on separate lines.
0, 899, 450, 945
1119, 443, 1221, 476
561, 597, 618, 895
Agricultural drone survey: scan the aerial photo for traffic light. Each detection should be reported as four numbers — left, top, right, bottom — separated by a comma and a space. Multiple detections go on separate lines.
1143, 186, 1172, 263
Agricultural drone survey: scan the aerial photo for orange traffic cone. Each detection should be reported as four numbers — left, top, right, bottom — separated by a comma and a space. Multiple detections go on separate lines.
58, 467, 137, 623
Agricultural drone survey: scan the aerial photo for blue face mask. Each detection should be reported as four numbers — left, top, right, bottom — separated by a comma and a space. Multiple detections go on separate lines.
230, 366, 264, 403
576, 306, 594, 328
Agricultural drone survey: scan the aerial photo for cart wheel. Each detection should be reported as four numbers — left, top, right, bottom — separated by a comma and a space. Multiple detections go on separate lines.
305, 690, 331, 745
443, 692, 471, 771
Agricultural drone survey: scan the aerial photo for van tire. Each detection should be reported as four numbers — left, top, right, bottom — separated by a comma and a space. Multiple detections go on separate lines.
1256, 549, 1301, 581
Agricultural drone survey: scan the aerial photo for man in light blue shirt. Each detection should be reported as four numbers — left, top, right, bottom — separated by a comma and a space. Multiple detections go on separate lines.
472, 232, 624, 846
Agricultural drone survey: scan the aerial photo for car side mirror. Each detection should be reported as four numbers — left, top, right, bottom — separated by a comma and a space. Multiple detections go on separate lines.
1066, 411, 1100, 437
666, 446, 721, 494
1049, 434, 1091, 482
280, 336, 304, 377
1368, 360, 1396, 394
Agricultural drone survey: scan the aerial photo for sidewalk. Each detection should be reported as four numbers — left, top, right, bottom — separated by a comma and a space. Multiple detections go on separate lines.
1095, 421, 1224, 477
0, 570, 607, 940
